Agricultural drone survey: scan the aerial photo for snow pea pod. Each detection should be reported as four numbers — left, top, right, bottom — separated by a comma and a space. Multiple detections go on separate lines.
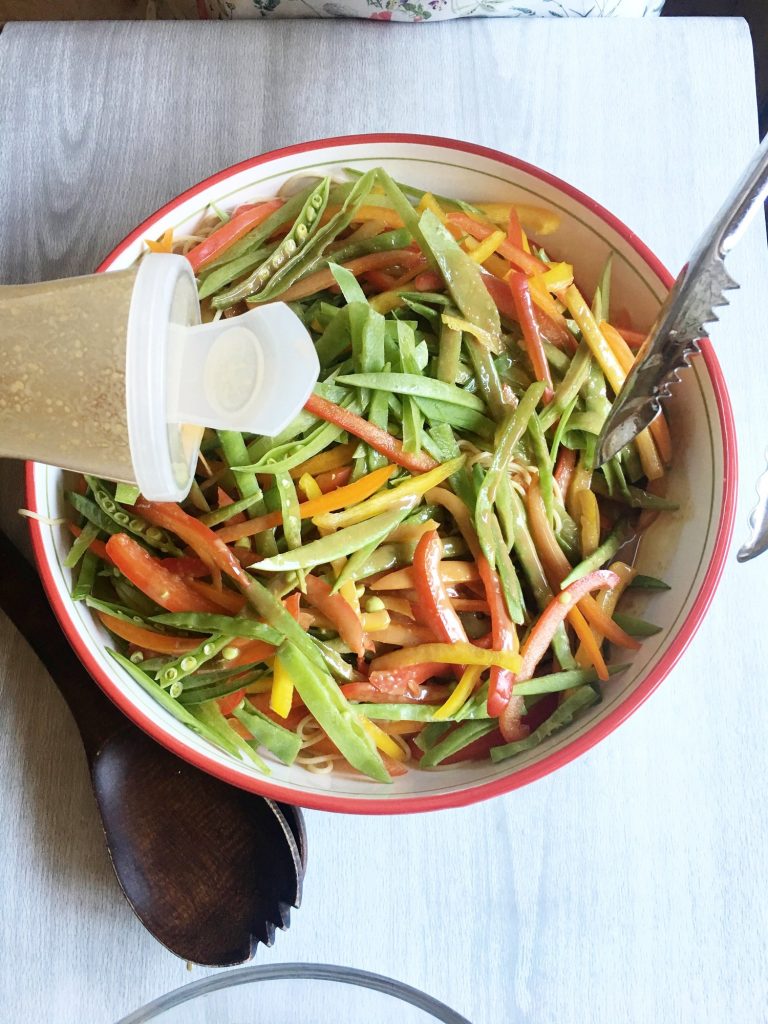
72, 550, 98, 602
201, 492, 265, 527
253, 170, 379, 305
276, 641, 390, 782
109, 649, 268, 772
413, 396, 495, 440
63, 522, 100, 570
436, 321, 462, 384
218, 430, 275, 556
189, 701, 270, 771
197, 243, 273, 300
559, 519, 629, 589
336, 372, 485, 411
213, 178, 331, 308
253, 500, 420, 573
420, 720, 499, 768
232, 701, 302, 765
490, 685, 599, 762
150, 613, 282, 645
538, 341, 592, 432
375, 169, 439, 272
85, 477, 183, 555
474, 382, 546, 567
418, 209, 501, 349
240, 413, 351, 476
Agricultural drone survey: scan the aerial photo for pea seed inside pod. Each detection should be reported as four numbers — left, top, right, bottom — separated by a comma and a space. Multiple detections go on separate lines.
306, 207, 317, 224
284, 238, 297, 256
296, 224, 308, 242
272, 252, 285, 269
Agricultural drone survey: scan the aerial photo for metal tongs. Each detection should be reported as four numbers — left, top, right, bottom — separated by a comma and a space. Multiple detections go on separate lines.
595, 133, 768, 562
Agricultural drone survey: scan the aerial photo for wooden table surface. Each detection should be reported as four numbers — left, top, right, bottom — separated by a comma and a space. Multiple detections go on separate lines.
1, 18, 767, 1024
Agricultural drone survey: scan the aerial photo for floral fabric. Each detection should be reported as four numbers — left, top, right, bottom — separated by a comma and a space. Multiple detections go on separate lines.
203, 0, 664, 21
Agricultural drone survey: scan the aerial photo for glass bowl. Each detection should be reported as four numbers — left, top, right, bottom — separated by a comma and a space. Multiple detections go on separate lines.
115, 963, 472, 1023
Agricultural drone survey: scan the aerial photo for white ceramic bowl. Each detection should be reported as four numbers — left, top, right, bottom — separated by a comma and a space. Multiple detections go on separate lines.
27, 134, 736, 814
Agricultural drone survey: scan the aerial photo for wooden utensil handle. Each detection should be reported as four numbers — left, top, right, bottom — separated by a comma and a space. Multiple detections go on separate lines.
0, 527, 128, 759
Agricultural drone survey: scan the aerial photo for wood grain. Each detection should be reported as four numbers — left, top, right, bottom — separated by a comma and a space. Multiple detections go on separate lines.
1, 18, 767, 1024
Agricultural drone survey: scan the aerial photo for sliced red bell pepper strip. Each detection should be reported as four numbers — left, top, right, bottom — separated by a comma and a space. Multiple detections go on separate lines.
553, 446, 577, 499
312, 465, 354, 494
186, 579, 246, 614
219, 639, 276, 669
483, 274, 575, 352
303, 573, 369, 657
160, 555, 211, 579
185, 199, 284, 273
105, 534, 220, 613
507, 272, 554, 402
412, 531, 468, 646
366, 663, 454, 696
477, 556, 524, 727
506, 206, 523, 249
303, 393, 438, 475
217, 688, 246, 717
132, 498, 248, 585
514, 570, 620, 682
413, 270, 443, 292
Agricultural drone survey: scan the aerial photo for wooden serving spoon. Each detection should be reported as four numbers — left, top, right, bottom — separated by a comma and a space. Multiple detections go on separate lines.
0, 528, 305, 967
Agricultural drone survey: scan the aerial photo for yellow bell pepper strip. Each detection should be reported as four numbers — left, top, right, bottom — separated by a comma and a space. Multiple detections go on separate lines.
464, 236, 510, 280
371, 643, 522, 675
576, 488, 601, 558
499, 569, 620, 740
466, 229, 507, 265
386, 518, 441, 544
417, 192, 448, 222
370, 561, 480, 591
304, 573, 370, 657
314, 456, 463, 531
289, 442, 357, 480
375, 595, 414, 618
433, 664, 484, 721
476, 202, 561, 236
145, 227, 174, 254
320, 205, 405, 230
440, 312, 501, 354
539, 263, 574, 294
360, 717, 408, 761
599, 320, 666, 481
507, 273, 554, 401
446, 212, 549, 276
562, 286, 626, 394
252, 499, 420, 573
360, 610, 391, 633
413, 531, 468, 647
304, 393, 438, 475
270, 655, 294, 720
214, 463, 395, 544
186, 199, 284, 273
369, 291, 406, 314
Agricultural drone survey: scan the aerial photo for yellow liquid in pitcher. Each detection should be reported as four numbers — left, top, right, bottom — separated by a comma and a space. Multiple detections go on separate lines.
0, 269, 137, 481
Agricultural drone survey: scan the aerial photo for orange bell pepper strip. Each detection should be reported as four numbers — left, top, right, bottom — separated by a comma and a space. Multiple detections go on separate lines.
218, 638, 276, 669
303, 393, 438, 475
105, 534, 221, 613
303, 573, 369, 657
96, 611, 200, 655
370, 561, 480, 591
507, 272, 554, 402
483, 274, 576, 353
526, 481, 640, 652
214, 463, 394, 544
185, 199, 284, 273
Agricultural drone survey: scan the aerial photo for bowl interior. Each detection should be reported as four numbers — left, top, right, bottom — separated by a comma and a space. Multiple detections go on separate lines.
28, 137, 733, 812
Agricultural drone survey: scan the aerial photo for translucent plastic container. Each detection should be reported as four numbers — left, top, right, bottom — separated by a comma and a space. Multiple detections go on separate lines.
115, 963, 472, 1024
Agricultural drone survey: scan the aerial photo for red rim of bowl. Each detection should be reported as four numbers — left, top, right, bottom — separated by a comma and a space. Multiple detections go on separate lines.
26, 133, 738, 814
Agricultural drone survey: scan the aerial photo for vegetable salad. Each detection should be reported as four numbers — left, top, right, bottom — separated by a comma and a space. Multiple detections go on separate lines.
66, 168, 675, 783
